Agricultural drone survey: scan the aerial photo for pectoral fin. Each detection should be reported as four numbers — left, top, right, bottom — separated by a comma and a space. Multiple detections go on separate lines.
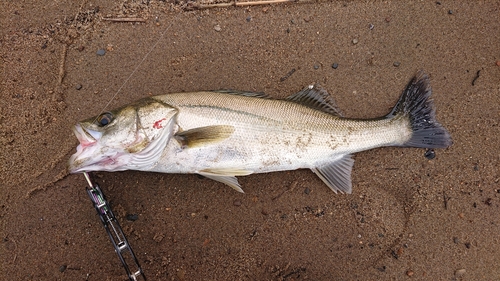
175, 125, 235, 148
311, 154, 354, 194
198, 168, 254, 193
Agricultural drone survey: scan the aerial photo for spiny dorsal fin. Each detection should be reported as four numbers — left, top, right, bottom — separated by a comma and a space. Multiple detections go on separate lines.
174, 125, 235, 148
213, 89, 270, 99
286, 84, 343, 116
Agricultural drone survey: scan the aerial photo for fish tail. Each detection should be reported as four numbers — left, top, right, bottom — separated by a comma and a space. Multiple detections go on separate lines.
387, 71, 452, 148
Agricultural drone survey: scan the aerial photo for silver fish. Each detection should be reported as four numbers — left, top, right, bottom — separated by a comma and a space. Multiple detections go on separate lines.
68, 72, 452, 193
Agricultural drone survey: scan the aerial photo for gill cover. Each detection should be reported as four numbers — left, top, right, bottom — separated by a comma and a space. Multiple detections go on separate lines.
133, 99, 178, 152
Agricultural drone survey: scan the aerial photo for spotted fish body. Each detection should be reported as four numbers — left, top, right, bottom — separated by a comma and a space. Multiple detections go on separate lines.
69, 72, 452, 193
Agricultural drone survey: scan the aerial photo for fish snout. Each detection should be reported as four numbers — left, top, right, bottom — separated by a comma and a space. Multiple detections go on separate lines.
73, 124, 101, 148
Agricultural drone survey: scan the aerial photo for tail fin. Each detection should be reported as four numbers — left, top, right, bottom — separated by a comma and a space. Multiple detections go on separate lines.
387, 71, 452, 148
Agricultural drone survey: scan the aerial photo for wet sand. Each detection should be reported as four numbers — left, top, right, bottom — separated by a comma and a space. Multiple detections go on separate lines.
1, 1, 499, 280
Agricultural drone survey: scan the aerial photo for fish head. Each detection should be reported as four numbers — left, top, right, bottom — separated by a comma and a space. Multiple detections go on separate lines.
68, 97, 177, 173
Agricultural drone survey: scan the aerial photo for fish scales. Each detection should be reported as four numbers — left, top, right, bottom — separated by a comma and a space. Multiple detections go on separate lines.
152, 92, 411, 168
69, 72, 452, 193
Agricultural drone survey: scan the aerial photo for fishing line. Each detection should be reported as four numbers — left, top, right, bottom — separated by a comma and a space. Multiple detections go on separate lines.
82, 11, 181, 280
93, 12, 180, 123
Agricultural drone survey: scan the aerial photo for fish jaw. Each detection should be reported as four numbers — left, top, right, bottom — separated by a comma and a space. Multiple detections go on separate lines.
73, 123, 100, 148
68, 124, 132, 173
68, 118, 175, 173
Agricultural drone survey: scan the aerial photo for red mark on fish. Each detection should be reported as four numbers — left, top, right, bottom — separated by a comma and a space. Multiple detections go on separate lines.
153, 118, 167, 129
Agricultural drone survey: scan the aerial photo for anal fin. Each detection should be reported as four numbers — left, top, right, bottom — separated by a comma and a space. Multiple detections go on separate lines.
311, 154, 354, 194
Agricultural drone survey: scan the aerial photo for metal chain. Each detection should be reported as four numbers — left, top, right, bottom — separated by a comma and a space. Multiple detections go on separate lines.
83, 172, 146, 281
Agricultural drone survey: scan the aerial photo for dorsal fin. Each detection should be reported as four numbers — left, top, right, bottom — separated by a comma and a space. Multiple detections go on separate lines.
213, 89, 270, 99
286, 84, 343, 116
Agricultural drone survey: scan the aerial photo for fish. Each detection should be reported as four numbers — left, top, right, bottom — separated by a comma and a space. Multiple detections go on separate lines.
68, 72, 452, 194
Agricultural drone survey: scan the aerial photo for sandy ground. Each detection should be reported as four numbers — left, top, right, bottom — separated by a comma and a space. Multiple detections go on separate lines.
1, 0, 499, 280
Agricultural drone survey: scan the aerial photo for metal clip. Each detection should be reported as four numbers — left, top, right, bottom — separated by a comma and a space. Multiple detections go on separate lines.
83, 172, 146, 281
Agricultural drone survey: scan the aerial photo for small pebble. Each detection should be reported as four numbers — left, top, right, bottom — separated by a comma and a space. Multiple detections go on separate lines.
96, 49, 105, 56
332, 63, 339, 69
304, 187, 310, 194
397, 247, 404, 256
214, 24, 221, 32
464, 242, 471, 248
453, 237, 460, 244
369, 23, 374, 30
448, 10, 453, 15
496, 60, 500, 67
153, 232, 164, 243
246, 17, 252, 22
406, 270, 414, 277
424, 149, 435, 159
233, 200, 241, 206
313, 64, 320, 70
75, 84, 82, 90
59, 265, 67, 273
126, 214, 138, 221
455, 269, 466, 276
177, 268, 186, 280
385, 17, 391, 23
352, 38, 358, 45
393, 61, 401, 67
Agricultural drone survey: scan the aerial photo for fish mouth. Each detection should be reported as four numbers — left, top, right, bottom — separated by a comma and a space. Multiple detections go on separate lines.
68, 117, 173, 173
73, 123, 101, 148
68, 124, 109, 173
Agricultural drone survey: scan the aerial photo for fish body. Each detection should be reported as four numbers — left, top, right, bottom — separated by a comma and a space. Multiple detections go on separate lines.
69, 72, 452, 193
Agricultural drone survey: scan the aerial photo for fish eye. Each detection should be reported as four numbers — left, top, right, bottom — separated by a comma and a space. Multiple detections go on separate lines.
97, 112, 114, 127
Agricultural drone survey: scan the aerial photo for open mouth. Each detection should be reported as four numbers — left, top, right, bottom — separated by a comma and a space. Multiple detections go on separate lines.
68, 124, 102, 173
74, 124, 101, 148
69, 123, 129, 173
